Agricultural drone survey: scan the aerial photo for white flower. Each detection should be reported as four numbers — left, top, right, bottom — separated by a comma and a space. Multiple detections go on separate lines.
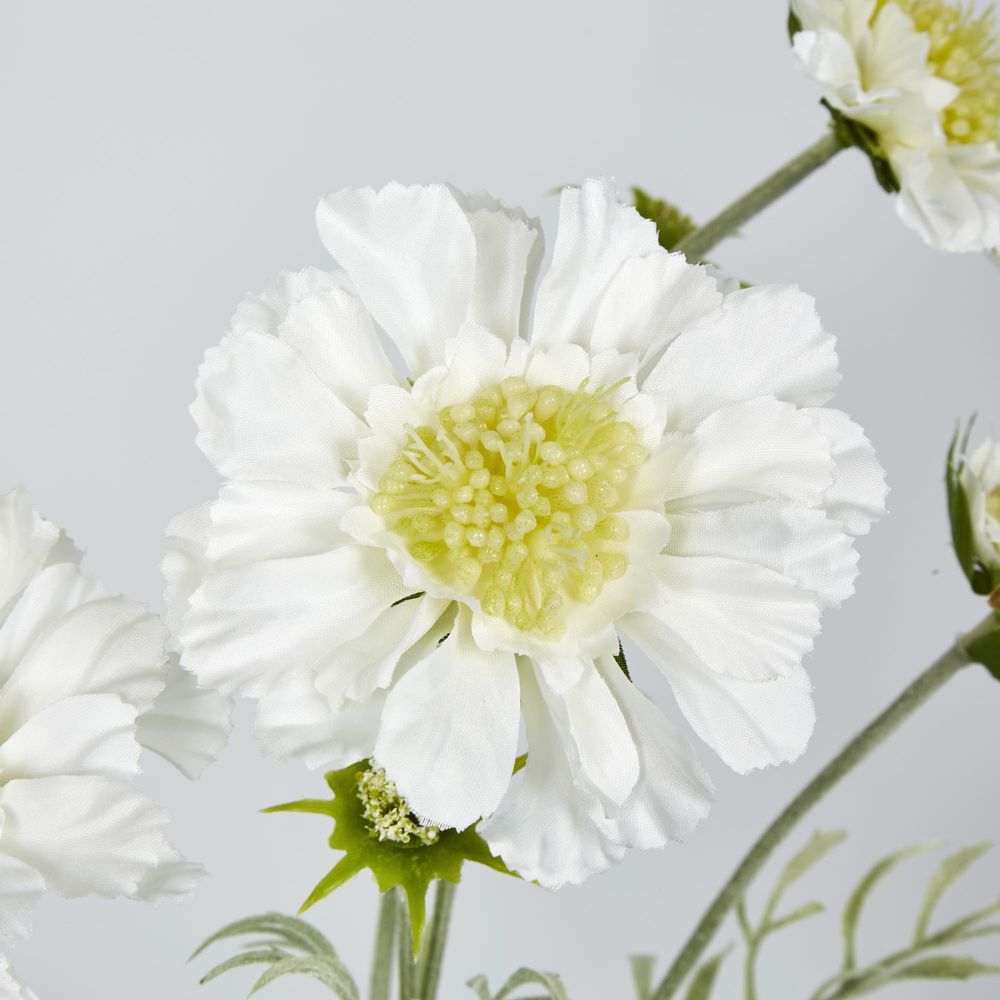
0, 486, 230, 954
169, 179, 886, 887
792, 0, 1000, 252
0, 956, 35, 1000
962, 437, 1000, 575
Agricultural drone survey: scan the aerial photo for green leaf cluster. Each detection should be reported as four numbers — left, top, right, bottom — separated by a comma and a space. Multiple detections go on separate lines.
264, 760, 514, 952
191, 912, 358, 998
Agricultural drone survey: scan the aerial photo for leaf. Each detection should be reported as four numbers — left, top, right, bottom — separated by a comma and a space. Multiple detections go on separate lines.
629, 954, 655, 1000
199, 949, 288, 985
841, 843, 939, 970
968, 622, 1000, 682
249, 955, 360, 999
914, 843, 992, 944
683, 948, 729, 1000
467, 967, 570, 1000
771, 830, 847, 905
631, 188, 697, 251
191, 912, 339, 961
894, 955, 1000, 981
766, 901, 825, 935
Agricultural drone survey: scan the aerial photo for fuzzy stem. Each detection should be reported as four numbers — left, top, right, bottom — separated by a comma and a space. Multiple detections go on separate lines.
416, 881, 457, 1000
395, 890, 418, 1000
651, 614, 998, 1000
674, 130, 846, 261
370, 891, 397, 1000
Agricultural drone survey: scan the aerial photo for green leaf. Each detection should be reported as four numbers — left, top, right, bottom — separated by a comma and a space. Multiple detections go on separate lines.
820, 100, 900, 193
683, 948, 730, 1000
467, 967, 569, 1000
629, 954, 655, 1000
894, 955, 1000, 981
968, 620, 1000, 681
766, 901, 825, 935
914, 843, 992, 944
631, 188, 697, 251
199, 949, 288, 985
772, 830, 847, 905
841, 843, 939, 970
249, 955, 360, 998
191, 912, 339, 961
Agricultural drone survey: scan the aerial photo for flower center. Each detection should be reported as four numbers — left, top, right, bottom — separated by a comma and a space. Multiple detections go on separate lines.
883, 0, 1000, 144
370, 377, 646, 637
357, 764, 440, 846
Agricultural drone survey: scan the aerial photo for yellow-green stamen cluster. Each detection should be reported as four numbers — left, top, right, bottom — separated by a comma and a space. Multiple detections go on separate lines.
356, 765, 440, 847
883, 0, 1000, 144
370, 377, 645, 637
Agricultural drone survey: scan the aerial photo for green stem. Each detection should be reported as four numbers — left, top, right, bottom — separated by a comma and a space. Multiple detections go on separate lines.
651, 614, 998, 1000
674, 130, 846, 261
395, 889, 418, 1000
416, 882, 457, 1000
370, 891, 397, 1000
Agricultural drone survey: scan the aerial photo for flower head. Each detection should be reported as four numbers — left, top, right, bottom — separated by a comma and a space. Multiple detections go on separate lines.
792, 0, 1000, 251
170, 179, 886, 887
0, 487, 230, 969
948, 425, 1000, 595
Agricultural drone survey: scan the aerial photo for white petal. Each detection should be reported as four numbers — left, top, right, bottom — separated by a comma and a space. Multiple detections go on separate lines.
179, 544, 406, 697
192, 329, 365, 485
316, 183, 477, 374
162, 503, 212, 638
0, 597, 167, 728
665, 502, 859, 608
254, 671, 383, 770
805, 408, 887, 535
633, 555, 822, 682
0, 487, 68, 622
793, 27, 863, 92
276, 286, 399, 416
0, 775, 181, 899
0, 855, 43, 943
0, 955, 37, 1000
625, 615, 816, 771
206, 482, 358, 567
376, 607, 520, 829
448, 188, 544, 341
479, 661, 623, 887
595, 657, 713, 846
532, 179, 660, 351
0, 563, 104, 685
0, 693, 140, 781
134, 842, 204, 901
644, 285, 839, 432
589, 251, 722, 367
136, 655, 232, 780
230, 266, 347, 338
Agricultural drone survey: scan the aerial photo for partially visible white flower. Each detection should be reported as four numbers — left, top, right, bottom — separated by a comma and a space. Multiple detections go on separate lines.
792, 0, 1000, 252
962, 438, 1000, 575
0, 955, 35, 1000
169, 179, 886, 888
0, 486, 229, 956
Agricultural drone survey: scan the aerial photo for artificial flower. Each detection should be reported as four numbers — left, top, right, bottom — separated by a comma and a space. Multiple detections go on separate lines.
0, 486, 230, 954
168, 179, 886, 887
792, 0, 1000, 252
0, 956, 34, 1000
947, 427, 1000, 596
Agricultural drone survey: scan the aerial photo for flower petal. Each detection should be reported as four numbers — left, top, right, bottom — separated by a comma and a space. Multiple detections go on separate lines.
623, 612, 816, 771
0, 855, 44, 944
192, 329, 365, 485
0, 775, 183, 899
375, 607, 520, 830
162, 504, 211, 637
136, 654, 232, 780
643, 285, 839, 432
532, 179, 660, 351
316, 183, 477, 374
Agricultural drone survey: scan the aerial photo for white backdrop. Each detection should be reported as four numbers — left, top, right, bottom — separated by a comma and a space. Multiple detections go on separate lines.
2, 1, 999, 997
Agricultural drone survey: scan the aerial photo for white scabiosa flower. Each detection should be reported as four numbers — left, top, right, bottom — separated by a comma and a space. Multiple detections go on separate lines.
792, 0, 1000, 252
0, 487, 229, 953
169, 180, 886, 887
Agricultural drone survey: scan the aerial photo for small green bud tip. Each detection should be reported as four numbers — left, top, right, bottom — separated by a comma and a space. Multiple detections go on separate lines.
357, 765, 441, 848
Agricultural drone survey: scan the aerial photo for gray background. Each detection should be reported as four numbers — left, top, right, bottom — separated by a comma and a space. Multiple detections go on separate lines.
2, 1, 999, 997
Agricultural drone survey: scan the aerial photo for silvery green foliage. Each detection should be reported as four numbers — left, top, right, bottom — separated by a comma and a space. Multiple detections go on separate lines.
192, 912, 359, 999
467, 967, 569, 1000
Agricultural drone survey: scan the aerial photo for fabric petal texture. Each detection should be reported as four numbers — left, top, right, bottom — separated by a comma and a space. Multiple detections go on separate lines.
171, 179, 884, 883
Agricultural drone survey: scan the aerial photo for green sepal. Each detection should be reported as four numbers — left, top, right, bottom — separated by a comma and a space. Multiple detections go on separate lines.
264, 761, 516, 954
631, 188, 698, 251
946, 421, 995, 596
967, 614, 1000, 680
819, 100, 900, 194
787, 8, 803, 39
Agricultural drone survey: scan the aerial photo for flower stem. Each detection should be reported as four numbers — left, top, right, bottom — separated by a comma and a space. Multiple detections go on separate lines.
650, 613, 998, 1000
416, 881, 457, 1000
674, 130, 846, 262
395, 889, 418, 1000
370, 891, 398, 1000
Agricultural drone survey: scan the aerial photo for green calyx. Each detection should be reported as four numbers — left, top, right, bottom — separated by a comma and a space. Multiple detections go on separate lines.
631, 188, 698, 251
263, 760, 515, 953
820, 101, 901, 194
